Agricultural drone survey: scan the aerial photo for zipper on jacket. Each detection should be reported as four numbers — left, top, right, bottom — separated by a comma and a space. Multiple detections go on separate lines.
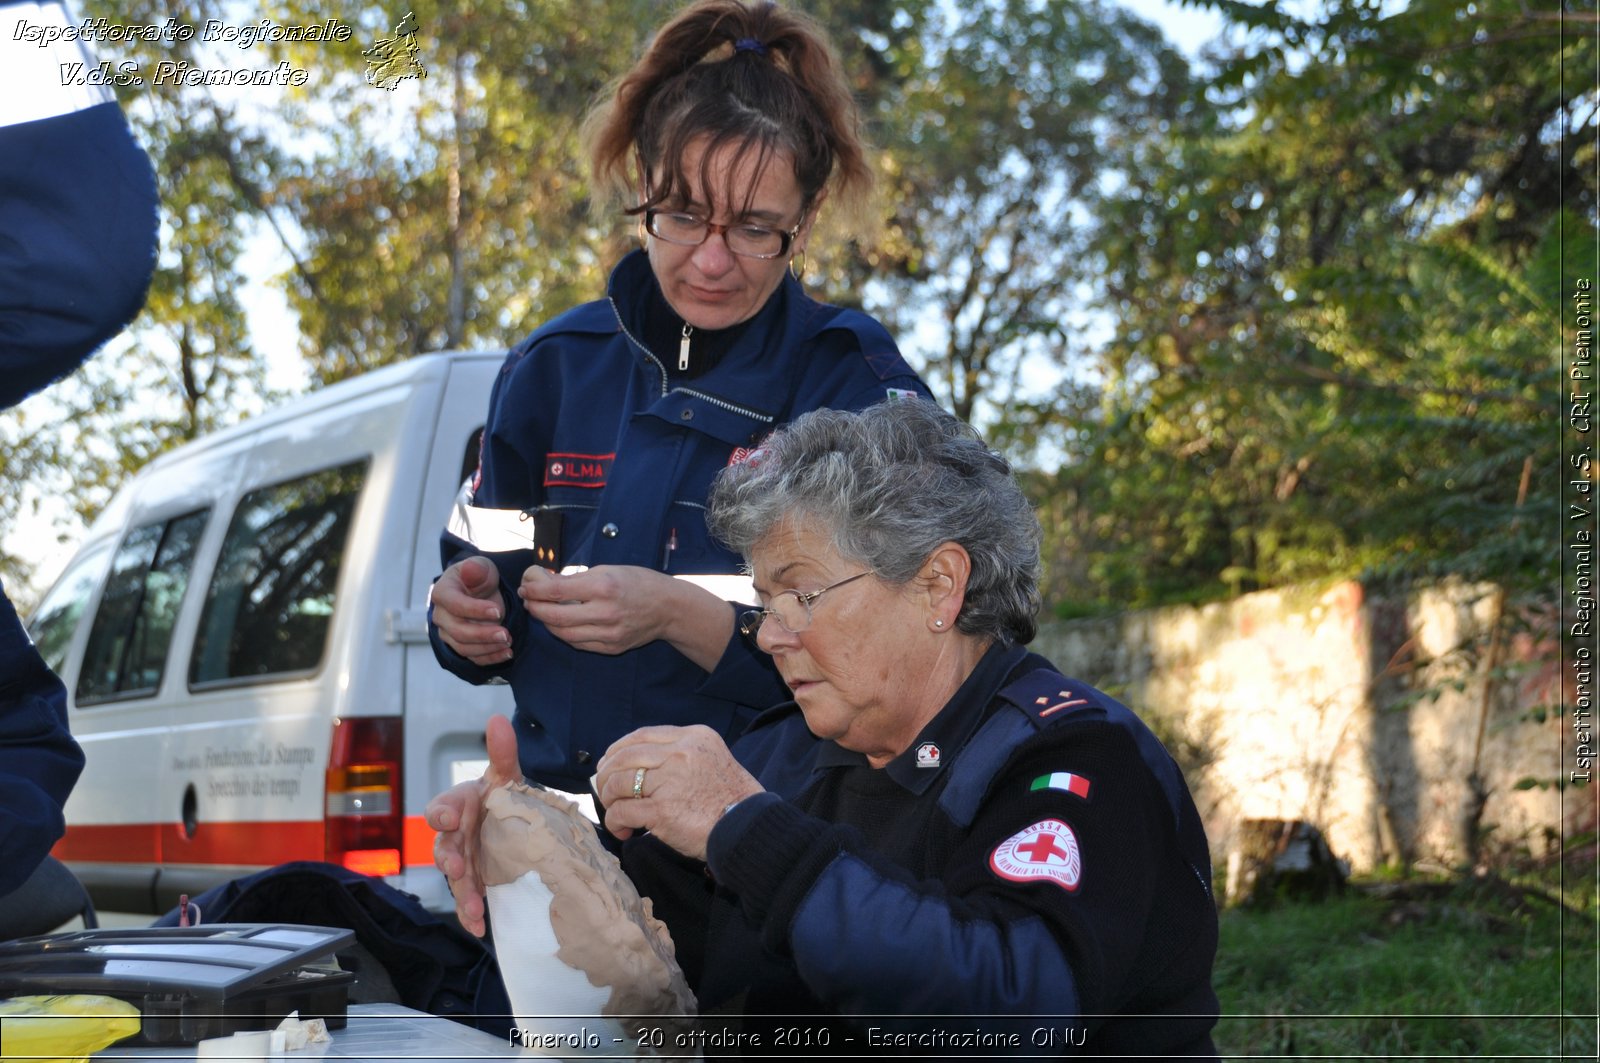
611, 297, 778, 422
610, 297, 670, 397
679, 324, 693, 372
670, 386, 775, 423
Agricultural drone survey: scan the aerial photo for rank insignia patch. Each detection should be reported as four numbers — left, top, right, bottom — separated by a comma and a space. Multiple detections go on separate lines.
990, 819, 1082, 892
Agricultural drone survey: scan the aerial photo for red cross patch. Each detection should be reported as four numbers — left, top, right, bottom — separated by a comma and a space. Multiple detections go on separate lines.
728, 444, 769, 467
990, 819, 1082, 892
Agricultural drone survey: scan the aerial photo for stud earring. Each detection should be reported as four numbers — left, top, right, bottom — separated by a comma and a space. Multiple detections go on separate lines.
934, 619, 945, 628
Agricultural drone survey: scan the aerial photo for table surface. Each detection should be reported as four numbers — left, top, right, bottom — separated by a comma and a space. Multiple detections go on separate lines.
94, 1003, 533, 1060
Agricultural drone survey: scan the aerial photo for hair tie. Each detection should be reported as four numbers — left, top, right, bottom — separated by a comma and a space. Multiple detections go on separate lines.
734, 37, 768, 56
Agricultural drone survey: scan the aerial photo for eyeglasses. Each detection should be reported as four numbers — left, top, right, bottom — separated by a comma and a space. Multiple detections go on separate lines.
739, 571, 870, 638
644, 210, 801, 260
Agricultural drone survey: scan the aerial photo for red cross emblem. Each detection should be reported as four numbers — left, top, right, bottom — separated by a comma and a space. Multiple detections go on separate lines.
1017, 832, 1071, 864
989, 818, 1082, 891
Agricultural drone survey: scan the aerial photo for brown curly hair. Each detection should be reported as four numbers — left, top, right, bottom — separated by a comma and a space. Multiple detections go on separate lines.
582, 0, 873, 227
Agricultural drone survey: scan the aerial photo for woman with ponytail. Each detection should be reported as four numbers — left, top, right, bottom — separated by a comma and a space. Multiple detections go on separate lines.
427, 1, 930, 803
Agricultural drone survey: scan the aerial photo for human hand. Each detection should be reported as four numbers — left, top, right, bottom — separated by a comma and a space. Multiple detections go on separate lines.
518, 564, 675, 656
594, 725, 764, 861
424, 714, 523, 937
431, 556, 512, 666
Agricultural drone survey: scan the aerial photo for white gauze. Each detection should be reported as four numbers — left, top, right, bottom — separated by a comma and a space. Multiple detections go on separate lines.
480, 782, 697, 1057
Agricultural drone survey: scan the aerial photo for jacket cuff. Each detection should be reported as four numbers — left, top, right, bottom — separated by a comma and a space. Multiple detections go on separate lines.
706, 792, 839, 933
695, 609, 786, 704
426, 600, 516, 683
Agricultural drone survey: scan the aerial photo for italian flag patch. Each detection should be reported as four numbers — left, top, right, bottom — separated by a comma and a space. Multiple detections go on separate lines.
1030, 772, 1091, 799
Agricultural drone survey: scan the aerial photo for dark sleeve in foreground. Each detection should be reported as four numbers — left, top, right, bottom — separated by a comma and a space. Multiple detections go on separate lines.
0, 41, 156, 895
0, 101, 158, 407
0, 583, 84, 896
427, 344, 541, 687
703, 723, 1218, 1054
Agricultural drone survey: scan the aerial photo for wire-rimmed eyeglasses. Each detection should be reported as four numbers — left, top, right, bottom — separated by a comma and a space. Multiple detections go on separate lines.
739, 571, 870, 638
644, 209, 801, 260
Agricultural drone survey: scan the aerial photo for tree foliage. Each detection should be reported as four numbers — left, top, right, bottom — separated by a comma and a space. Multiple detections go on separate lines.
263, 0, 928, 379
865, 0, 1194, 425
263, 0, 657, 380
1038, 0, 1593, 611
2, 0, 1583, 618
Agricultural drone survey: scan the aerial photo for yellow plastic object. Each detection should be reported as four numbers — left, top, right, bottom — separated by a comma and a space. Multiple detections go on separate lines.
0, 994, 141, 1062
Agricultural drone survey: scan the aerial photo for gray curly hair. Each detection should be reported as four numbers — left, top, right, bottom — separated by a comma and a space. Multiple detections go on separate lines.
707, 399, 1042, 645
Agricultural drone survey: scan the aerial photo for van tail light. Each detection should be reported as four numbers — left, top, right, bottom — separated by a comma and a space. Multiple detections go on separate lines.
325, 717, 403, 878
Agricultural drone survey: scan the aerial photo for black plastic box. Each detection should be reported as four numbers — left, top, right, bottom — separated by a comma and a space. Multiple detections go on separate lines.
0, 923, 355, 1045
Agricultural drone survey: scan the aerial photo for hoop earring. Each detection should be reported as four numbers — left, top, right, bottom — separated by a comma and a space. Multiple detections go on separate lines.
789, 249, 806, 282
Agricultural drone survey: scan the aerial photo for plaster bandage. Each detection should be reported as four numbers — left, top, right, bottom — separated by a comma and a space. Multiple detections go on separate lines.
480, 782, 696, 1058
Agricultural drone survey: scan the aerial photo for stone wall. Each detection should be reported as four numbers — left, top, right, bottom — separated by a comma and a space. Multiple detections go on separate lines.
1032, 579, 1571, 874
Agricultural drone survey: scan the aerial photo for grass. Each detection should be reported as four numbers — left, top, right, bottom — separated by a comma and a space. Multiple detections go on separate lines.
1212, 867, 1598, 1060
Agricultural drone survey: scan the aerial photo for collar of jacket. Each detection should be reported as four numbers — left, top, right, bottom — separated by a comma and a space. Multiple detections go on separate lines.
607, 249, 840, 421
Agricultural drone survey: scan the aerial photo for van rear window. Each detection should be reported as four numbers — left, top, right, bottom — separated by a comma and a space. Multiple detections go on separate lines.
76, 510, 209, 705
27, 539, 114, 678
190, 460, 368, 686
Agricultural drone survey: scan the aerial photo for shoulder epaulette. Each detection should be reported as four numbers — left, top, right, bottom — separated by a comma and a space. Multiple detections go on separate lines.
499, 301, 624, 379
792, 291, 924, 386
938, 667, 1119, 829
994, 668, 1114, 728
1000, 668, 1197, 838
518, 299, 618, 347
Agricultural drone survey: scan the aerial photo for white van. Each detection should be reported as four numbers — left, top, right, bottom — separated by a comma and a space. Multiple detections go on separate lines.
25, 350, 511, 915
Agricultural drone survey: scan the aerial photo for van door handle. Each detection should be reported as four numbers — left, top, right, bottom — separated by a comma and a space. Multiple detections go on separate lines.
181, 784, 199, 839
384, 607, 432, 645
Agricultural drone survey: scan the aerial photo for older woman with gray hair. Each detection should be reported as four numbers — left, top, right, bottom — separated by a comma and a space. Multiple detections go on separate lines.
434, 400, 1218, 1054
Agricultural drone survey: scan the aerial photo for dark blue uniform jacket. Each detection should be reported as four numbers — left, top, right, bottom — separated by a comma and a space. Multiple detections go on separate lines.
0, 76, 157, 895
624, 643, 1221, 1059
0, 588, 86, 898
430, 250, 929, 791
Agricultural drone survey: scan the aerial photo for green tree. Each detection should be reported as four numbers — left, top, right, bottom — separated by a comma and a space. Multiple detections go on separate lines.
264, 0, 661, 381
1050, 0, 1592, 609
0, 0, 939, 597
268, 0, 932, 382
864, 0, 1194, 426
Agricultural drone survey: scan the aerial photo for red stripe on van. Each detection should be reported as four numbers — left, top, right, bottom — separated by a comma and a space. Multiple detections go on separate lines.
53, 824, 160, 863
53, 822, 323, 866
403, 815, 437, 868
161, 821, 323, 864
59, 819, 443, 869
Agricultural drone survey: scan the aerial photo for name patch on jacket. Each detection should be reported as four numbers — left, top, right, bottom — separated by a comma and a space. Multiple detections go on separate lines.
544, 453, 613, 488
